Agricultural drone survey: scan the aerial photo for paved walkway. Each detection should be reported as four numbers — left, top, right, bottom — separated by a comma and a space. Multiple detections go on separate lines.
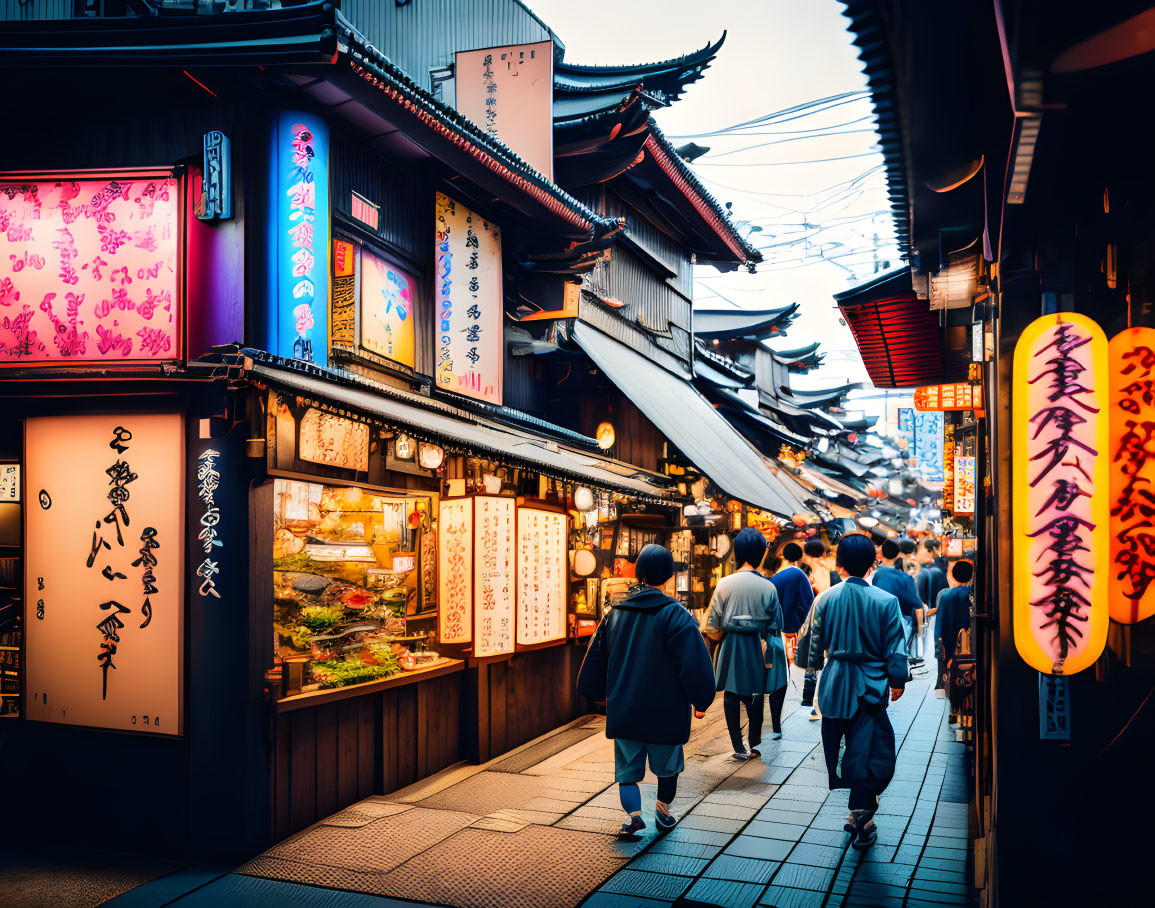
180, 656, 971, 908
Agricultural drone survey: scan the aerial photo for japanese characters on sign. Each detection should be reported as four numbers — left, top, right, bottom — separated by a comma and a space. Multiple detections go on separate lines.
360, 249, 416, 368
330, 239, 356, 347
24, 413, 183, 734
434, 193, 503, 405
1013, 313, 1108, 676
942, 435, 955, 512
0, 177, 180, 364
454, 41, 554, 179
954, 456, 976, 516
0, 463, 18, 501
438, 497, 473, 645
913, 411, 945, 483
273, 112, 329, 366
1108, 327, 1155, 623
195, 446, 222, 599
199, 130, 232, 221
1038, 674, 1071, 741
516, 507, 567, 646
913, 382, 983, 412
474, 495, 515, 657
298, 408, 370, 472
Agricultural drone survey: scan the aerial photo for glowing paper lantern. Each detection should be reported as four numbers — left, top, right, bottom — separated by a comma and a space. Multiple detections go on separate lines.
1013, 313, 1109, 675
1108, 327, 1155, 623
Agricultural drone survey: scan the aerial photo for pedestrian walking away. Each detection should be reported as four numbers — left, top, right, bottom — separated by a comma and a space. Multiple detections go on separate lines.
576, 544, 716, 841
800, 538, 836, 710
770, 541, 816, 715
872, 538, 925, 669
935, 559, 975, 719
915, 538, 948, 643
702, 528, 789, 759
806, 533, 910, 849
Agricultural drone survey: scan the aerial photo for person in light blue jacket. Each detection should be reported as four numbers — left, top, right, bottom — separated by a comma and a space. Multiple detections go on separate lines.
702, 528, 788, 760
806, 533, 909, 849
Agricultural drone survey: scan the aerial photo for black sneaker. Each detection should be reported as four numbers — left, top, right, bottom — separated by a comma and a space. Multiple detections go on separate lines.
730, 750, 753, 761
852, 822, 878, 849
800, 698, 813, 707
655, 810, 679, 833
618, 815, 646, 840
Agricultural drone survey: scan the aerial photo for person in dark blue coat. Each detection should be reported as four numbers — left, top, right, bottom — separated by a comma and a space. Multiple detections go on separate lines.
577, 544, 715, 840
872, 539, 924, 665
935, 560, 974, 717
771, 542, 815, 635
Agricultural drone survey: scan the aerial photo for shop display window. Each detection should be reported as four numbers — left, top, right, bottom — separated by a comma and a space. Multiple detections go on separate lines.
273, 479, 441, 697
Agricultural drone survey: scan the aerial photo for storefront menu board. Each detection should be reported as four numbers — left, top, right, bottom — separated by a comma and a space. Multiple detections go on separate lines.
361, 248, 416, 368
438, 497, 473, 645
0, 176, 180, 364
434, 193, 503, 405
24, 413, 184, 734
516, 507, 567, 645
474, 496, 515, 657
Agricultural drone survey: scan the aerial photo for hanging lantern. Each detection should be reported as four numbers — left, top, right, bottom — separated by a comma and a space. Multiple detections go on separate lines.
418, 442, 445, 470
573, 486, 596, 512
1013, 312, 1109, 675
1109, 327, 1155, 623
595, 421, 616, 450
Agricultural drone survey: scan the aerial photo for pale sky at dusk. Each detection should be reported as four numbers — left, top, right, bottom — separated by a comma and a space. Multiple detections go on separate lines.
527, 0, 907, 414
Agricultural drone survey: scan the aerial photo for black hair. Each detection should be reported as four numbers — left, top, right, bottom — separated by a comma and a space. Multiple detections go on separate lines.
836, 533, 877, 577
803, 539, 827, 558
880, 539, 901, 560
733, 528, 768, 569
898, 537, 917, 555
923, 539, 940, 553
782, 542, 803, 563
635, 544, 675, 587
952, 560, 974, 584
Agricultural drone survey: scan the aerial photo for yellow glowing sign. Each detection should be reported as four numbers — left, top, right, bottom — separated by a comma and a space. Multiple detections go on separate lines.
1013, 313, 1108, 675
24, 413, 184, 733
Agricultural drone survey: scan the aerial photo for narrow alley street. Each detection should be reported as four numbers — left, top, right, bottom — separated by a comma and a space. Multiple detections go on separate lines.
132, 663, 969, 908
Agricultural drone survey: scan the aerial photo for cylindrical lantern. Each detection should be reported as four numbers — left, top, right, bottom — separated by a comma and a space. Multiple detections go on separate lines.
1108, 327, 1155, 623
1013, 312, 1109, 675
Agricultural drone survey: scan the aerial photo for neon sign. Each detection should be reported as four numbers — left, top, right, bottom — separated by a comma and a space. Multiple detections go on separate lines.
1013, 313, 1108, 675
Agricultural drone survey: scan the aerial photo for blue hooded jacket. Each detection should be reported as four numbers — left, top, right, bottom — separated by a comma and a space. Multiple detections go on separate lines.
576, 585, 716, 745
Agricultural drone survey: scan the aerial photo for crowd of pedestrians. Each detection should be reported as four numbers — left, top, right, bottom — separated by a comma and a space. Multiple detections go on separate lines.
577, 526, 976, 845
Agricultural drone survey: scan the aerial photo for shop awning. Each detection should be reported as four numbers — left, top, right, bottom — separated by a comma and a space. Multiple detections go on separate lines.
250, 363, 674, 500
572, 321, 812, 517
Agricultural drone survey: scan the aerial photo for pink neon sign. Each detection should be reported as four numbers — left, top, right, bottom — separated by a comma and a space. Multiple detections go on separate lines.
0, 177, 180, 364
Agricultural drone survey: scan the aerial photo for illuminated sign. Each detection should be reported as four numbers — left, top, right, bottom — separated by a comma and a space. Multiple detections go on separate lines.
0, 176, 180, 364
272, 112, 329, 366
455, 41, 554, 179
330, 239, 355, 347
913, 411, 945, 482
474, 495, 515, 657
350, 191, 379, 230
361, 249, 416, 368
1013, 313, 1108, 675
516, 507, 567, 646
24, 413, 183, 734
392, 554, 416, 574
913, 382, 982, 412
0, 463, 18, 501
953, 455, 975, 515
1108, 327, 1155, 623
298, 408, 370, 472
435, 193, 503, 404
195, 445, 223, 599
438, 497, 473, 645
942, 436, 955, 512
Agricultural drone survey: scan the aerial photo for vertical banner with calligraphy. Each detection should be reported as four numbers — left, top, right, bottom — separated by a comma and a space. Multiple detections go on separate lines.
454, 41, 554, 179
954, 455, 976, 515
434, 193, 503, 405
272, 111, 329, 366
1108, 326, 1155, 623
438, 497, 473, 644
330, 239, 355, 347
473, 495, 515, 657
24, 413, 184, 734
516, 507, 568, 646
0, 176, 181, 364
942, 435, 956, 512
913, 411, 945, 482
1013, 313, 1109, 676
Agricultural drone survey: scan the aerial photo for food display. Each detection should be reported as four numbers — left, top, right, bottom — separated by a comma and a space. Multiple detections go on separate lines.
272, 479, 444, 696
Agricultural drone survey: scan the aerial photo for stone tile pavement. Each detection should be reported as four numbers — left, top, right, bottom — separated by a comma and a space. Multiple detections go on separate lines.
218, 652, 972, 908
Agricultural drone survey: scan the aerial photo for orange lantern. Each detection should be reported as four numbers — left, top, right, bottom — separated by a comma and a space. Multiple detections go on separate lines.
1108, 327, 1155, 623
1013, 313, 1109, 675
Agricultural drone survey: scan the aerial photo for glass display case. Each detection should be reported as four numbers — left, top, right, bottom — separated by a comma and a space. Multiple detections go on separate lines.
272, 479, 442, 697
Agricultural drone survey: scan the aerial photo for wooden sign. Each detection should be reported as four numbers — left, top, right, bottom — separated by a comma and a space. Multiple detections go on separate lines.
298, 408, 369, 472
1108, 326, 1155, 623
516, 507, 567, 645
1013, 313, 1108, 675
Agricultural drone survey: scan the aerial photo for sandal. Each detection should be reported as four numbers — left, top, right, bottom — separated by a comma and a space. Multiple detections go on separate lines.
852, 821, 878, 849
